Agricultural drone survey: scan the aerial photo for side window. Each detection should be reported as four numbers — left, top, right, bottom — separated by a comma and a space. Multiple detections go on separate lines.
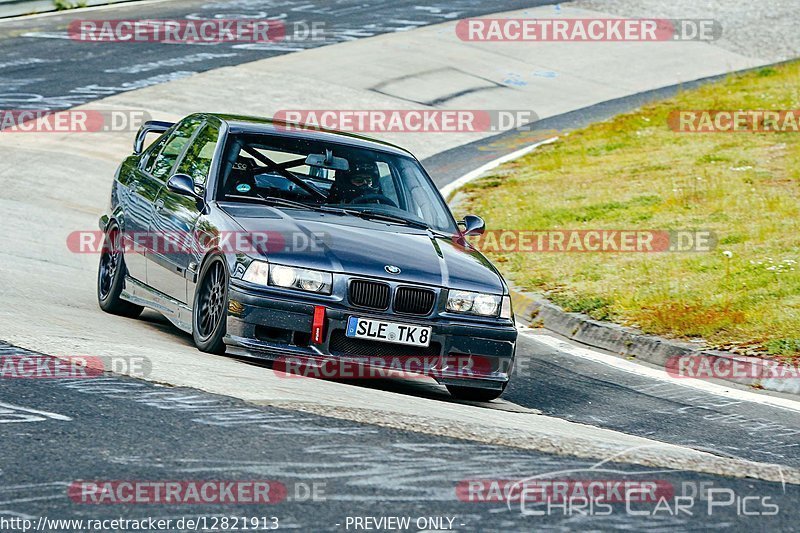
149, 118, 202, 181
175, 122, 220, 185
398, 159, 449, 229
141, 134, 168, 173
376, 161, 398, 202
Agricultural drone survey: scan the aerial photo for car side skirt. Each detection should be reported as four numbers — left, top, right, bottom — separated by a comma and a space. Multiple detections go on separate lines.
121, 276, 193, 333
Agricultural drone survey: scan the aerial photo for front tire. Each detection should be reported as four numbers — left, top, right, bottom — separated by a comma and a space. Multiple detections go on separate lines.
446, 383, 506, 402
192, 255, 228, 354
97, 224, 143, 318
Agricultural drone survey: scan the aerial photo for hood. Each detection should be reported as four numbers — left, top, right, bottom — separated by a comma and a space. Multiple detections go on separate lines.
221, 205, 505, 294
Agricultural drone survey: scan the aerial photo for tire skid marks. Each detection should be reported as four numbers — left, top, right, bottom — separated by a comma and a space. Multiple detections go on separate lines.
75, 444, 764, 531
0, 58, 56, 70
0, 342, 371, 435
0, 482, 68, 506
54, 377, 375, 435
524, 332, 800, 462
634, 382, 800, 455
104, 52, 238, 74
0, 71, 196, 111
84, 443, 589, 501
0, 402, 71, 424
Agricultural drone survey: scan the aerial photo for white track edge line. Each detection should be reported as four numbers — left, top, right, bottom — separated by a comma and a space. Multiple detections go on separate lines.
523, 330, 800, 413
439, 136, 558, 198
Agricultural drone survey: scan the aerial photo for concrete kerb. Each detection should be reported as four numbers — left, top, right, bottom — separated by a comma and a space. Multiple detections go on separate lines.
511, 289, 800, 397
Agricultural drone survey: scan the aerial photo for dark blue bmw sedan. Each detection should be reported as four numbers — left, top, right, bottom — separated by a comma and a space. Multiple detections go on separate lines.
98, 113, 516, 401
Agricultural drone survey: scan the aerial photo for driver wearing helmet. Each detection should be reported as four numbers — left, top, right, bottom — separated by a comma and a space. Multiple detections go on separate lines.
329, 161, 380, 204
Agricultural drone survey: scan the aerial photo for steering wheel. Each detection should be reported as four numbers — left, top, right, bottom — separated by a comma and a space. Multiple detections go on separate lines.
349, 193, 398, 208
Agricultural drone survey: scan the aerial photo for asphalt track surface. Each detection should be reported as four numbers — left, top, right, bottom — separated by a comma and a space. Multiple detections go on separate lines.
0, 0, 552, 113
1, 1, 800, 531
1, 343, 798, 531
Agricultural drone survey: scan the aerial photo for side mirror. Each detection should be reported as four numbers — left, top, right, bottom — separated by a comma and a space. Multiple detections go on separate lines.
461, 214, 486, 236
167, 173, 202, 201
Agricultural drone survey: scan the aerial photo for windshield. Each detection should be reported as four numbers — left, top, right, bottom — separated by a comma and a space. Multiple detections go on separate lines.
217, 132, 458, 233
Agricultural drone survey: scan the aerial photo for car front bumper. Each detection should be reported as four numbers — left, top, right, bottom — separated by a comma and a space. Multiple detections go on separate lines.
224, 283, 517, 390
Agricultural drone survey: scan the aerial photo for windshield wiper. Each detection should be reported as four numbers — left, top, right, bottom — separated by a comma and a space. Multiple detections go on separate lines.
257, 196, 318, 210
232, 195, 351, 215
348, 209, 431, 230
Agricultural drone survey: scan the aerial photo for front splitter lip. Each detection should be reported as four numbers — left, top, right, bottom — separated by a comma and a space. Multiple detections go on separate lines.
224, 334, 511, 388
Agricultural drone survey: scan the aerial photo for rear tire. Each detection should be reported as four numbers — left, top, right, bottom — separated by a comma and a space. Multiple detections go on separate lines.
192, 255, 228, 354
446, 383, 506, 402
97, 224, 143, 318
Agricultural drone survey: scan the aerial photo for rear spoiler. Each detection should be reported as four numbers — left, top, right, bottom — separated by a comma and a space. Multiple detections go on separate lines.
133, 120, 174, 154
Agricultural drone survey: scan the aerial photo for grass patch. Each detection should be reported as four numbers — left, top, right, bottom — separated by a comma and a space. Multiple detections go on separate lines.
53, 0, 87, 10
548, 291, 617, 321
766, 339, 800, 357
455, 61, 800, 356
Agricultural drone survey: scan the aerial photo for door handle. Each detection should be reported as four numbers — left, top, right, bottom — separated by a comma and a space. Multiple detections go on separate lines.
154, 199, 167, 215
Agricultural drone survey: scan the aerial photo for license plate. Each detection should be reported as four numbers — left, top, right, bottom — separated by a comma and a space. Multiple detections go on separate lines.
346, 317, 431, 348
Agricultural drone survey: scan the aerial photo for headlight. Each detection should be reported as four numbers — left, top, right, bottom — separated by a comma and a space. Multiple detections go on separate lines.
242, 261, 270, 285
298, 268, 326, 292
447, 290, 475, 313
270, 264, 297, 287
446, 290, 504, 317
473, 294, 499, 316
243, 261, 332, 294
271, 264, 332, 294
